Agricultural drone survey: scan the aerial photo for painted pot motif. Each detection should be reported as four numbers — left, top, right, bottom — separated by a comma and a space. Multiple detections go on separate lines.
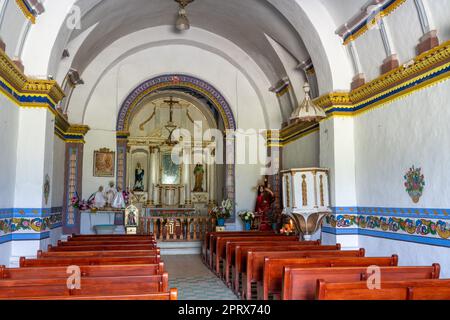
404, 166, 425, 204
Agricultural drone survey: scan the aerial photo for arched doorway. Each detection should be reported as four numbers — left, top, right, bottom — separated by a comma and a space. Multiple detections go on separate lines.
116, 74, 237, 222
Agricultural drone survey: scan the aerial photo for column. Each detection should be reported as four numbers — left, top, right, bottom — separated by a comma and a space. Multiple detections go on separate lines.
378, 19, 400, 74
320, 117, 359, 249
153, 147, 160, 206
208, 160, 216, 206
347, 41, 366, 90
183, 145, 191, 206
12, 108, 56, 262
266, 131, 282, 226
414, 0, 439, 54
116, 132, 129, 191
147, 147, 156, 206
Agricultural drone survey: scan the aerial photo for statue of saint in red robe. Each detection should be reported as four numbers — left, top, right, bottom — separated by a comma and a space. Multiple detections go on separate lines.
255, 185, 275, 231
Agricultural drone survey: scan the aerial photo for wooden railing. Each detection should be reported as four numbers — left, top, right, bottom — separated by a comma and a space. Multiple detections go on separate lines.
138, 216, 214, 241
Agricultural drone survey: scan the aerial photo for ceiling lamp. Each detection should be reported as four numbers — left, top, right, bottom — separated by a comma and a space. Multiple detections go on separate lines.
175, 0, 194, 31
290, 82, 326, 123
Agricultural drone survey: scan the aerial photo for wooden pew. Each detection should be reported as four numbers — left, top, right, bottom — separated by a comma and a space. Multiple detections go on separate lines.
257, 249, 398, 300
0, 274, 169, 299
70, 234, 154, 240
202, 231, 275, 262
316, 278, 450, 300
20, 255, 161, 267
0, 263, 164, 280
223, 241, 321, 285
37, 249, 160, 258
48, 244, 157, 252
242, 249, 369, 300
280, 264, 440, 300
213, 235, 300, 273
58, 240, 156, 246
206, 232, 275, 265
3, 289, 178, 300
67, 236, 155, 242
233, 244, 342, 293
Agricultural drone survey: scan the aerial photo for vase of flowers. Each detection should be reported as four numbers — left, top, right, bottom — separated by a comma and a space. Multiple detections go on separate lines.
239, 211, 255, 231
71, 192, 93, 211
210, 199, 233, 226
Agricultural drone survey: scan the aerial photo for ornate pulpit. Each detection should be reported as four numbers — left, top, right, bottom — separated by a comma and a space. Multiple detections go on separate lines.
281, 168, 332, 240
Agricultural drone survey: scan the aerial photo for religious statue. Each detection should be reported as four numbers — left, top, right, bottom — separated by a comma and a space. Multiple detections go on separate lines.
193, 163, 205, 192
254, 183, 275, 231
92, 186, 106, 208
112, 186, 126, 209
134, 162, 145, 191
106, 181, 117, 207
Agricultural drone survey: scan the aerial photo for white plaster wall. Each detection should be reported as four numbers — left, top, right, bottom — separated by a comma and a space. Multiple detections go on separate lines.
428, 0, 450, 42
352, 79, 450, 275
282, 131, 320, 170
385, 0, 423, 62
355, 80, 450, 208
0, 242, 11, 266
354, 28, 387, 82
320, 117, 357, 207
0, 94, 18, 208
50, 227, 62, 245
0, 1, 27, 57
82, 130, 116, 200
358, 235, 450, 278
13, 108, 54, 208
51, 137, 65, 208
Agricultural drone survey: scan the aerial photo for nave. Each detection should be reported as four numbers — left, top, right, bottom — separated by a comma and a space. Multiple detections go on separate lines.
1, 231, 448, 300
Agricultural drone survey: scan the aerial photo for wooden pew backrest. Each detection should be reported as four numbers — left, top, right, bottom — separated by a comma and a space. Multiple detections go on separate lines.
281, 264, 440, 300
316, 277, 450, 300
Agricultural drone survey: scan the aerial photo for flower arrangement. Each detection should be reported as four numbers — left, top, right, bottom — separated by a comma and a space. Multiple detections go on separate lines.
210, 199, 234, 219
404, 166, 425, 203
71, 192, 93, 211
239, 210, 255, 222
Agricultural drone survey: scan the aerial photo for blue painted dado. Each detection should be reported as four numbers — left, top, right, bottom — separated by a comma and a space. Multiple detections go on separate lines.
0, 207, 62, 244
322, 206, 450, 248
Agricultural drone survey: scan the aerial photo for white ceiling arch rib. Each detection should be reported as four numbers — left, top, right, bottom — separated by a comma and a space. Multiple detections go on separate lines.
69, 29, 278, 129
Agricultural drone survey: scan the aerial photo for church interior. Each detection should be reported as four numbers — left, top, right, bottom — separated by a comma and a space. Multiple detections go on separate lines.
0, 0, 449, 301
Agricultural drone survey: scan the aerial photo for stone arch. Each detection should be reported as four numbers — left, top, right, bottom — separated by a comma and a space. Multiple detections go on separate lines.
116, 74, 236, 218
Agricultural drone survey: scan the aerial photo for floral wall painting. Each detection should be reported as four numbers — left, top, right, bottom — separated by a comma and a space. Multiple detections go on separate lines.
94, 148, 115, 177
404, 166, 425, 204
43, 174, 50, 205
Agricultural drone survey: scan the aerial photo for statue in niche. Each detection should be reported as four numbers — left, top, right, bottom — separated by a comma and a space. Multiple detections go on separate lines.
133, 162, 145, 192
193, 163, 205, 192
105, 181, 117, 207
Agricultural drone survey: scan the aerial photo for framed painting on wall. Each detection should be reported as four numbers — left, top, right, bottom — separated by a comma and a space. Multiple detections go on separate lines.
93, 148, 115, 177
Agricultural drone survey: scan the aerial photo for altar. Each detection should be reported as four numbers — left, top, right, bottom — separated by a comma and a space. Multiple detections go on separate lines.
80, 210, 125, 235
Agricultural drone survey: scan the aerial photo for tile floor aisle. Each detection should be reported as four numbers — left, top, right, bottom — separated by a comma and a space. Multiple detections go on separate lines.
164, 255, 238, 300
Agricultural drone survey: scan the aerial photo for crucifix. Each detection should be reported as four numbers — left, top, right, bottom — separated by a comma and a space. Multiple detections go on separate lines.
164, 96, 180, 123
164, 96, 180, 145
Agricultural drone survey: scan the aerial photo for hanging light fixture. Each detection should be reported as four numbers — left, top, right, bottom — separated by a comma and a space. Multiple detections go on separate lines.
175, 0, 194, 31
290, 82, 326, 123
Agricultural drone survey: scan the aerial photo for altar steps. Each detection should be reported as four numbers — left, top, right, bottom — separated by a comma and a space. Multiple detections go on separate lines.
158, 241, 202, 256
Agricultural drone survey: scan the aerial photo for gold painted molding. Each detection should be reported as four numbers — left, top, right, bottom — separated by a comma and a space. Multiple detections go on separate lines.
15, 0, 36, 24
342, 0, 406, 45
0, 48, 65, 108
314, 41, 450, 114
266, 121, 319, 147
